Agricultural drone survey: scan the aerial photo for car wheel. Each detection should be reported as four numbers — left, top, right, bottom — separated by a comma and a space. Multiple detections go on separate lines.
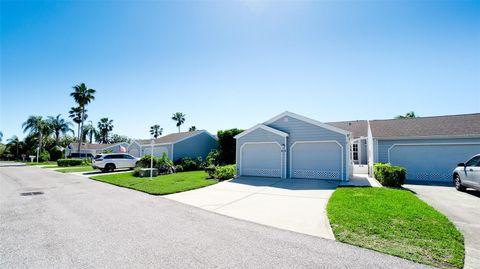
454, 175, 466, 191
105, 164, 115, 173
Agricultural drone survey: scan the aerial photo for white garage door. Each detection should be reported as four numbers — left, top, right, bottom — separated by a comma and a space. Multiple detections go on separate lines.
241, 143, 281, 178
389, 144, 480, 182
291, 141, 342, 180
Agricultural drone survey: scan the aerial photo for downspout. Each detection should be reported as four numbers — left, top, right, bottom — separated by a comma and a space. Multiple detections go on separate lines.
284, 136, 288, 179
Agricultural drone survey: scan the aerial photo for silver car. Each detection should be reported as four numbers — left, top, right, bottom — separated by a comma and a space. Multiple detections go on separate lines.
452, 154, 480, 191
92, 153, 140, 173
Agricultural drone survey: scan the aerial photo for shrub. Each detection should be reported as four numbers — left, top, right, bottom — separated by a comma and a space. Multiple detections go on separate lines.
214, 165, 236, 181
205, 165, 216, 178
156, 152, 175, 173
57, 158, 83, 167
374, 163, 406, 187
132, 167, 141, 177
175, 165, 184, 172
217, 129, 244, 164
206, 150, 220, 166
49, 147, 63, 161
196, 156, 206, 169
138, 155, 157, 168
176, 157, 199, 171
39, 151, 50, 162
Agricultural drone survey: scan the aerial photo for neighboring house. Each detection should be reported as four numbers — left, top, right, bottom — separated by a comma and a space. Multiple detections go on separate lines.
236, 111, 480, 183
235, 111, 352, 181
128, 130, 218, 161
65, 142, 129, 157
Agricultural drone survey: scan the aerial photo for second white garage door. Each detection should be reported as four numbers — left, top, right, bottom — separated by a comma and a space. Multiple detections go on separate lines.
241, 142, 282, 178
290, 141, 343, 180
389, 143, 480, 182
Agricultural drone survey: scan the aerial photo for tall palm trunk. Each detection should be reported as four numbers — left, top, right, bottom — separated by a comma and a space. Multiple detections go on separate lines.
77, 107, 85, 154
55, 130, 60, 146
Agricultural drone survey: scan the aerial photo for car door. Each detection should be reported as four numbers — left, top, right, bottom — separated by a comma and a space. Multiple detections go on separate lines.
463, 156, 480, 187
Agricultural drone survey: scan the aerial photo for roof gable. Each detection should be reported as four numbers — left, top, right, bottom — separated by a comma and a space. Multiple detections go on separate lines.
234, 124, 289, 139
264, 111, 351, 136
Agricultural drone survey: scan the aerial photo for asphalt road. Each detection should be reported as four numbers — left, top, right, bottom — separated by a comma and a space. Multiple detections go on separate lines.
0, 163, 429, 269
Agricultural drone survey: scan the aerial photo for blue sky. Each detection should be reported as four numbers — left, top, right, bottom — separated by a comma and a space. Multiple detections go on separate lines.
1, 1, 479, 140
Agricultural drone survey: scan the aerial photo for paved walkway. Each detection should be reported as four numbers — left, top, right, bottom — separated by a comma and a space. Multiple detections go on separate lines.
404, 183, 480, 269
166, 176, 340, 239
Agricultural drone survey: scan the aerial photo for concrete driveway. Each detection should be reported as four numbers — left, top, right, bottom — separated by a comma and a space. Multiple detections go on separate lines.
166, 176, 338, 239
404, 183, 480, 269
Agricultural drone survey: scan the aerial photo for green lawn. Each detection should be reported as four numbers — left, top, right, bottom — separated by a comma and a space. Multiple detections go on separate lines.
55, 166, 96, 173
90, 171, 217, 195
327, 187, 464, 269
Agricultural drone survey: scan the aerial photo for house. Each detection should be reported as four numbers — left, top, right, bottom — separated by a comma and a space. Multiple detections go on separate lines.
65, 142, 129, 157
235, 111, 480, 183
127, 130, 218, 161
235, 111, 351, 181
368, 114, 480, 182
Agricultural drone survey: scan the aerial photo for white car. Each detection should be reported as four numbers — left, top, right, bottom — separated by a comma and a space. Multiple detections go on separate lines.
452, 154, 480, 191
92, 153, 140, 172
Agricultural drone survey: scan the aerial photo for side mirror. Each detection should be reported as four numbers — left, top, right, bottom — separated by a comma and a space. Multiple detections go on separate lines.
457, 163, 465, 167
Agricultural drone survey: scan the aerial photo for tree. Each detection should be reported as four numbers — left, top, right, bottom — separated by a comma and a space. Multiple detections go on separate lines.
395, 111, 418, 119
83, 121, 97, 144
189, 126, 197, 132
110, 134, 132, 144
217, 128, 244, 164
70, 83, 96, 153
69, 106, 87, 142
22, 116, 51, 156
150, 124, 163, 139
97, 118, 114, 144
0, 131, 3, 142
47, 114, 74, 145
7, 135, 22, 159
172, 112, 186, 133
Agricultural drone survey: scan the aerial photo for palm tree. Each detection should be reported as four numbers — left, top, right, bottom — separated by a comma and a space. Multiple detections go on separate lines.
83, 121, 97, 144
172, 112, 186, 133
47, 114, 74, 145
150, 124, 163, 139
70, 83, 96, 153
69, 106, 87, 142
7, 135, 21, 159
97, 118, 114, 144
22, 116, 51, 159
189, 126, 196, 132
395, 111, 418, 119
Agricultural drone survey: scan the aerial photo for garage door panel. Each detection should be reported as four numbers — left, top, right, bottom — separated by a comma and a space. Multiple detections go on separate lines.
390, 144, 480, 182
291, 142, 342, 180
241, 143, 281, 178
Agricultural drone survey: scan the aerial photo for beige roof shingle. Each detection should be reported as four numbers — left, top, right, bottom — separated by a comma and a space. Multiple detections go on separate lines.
369, 113, 480, 138
326, 120, 368, 138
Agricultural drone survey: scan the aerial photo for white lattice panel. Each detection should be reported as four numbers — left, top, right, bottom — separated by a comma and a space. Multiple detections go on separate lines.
243, 168, 281, 178
292, 170, 340, 180
407, 172, 451, 182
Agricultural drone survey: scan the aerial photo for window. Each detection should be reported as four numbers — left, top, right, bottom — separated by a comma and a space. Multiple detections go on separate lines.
352, 143, 358, 161
123, 154, 134, 159
466, 156, 480, 167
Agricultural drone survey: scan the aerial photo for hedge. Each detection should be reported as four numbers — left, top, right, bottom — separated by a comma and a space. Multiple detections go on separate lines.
57, 159, 83, 167
204, 165, 236, 181
373, 163, 406, 187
